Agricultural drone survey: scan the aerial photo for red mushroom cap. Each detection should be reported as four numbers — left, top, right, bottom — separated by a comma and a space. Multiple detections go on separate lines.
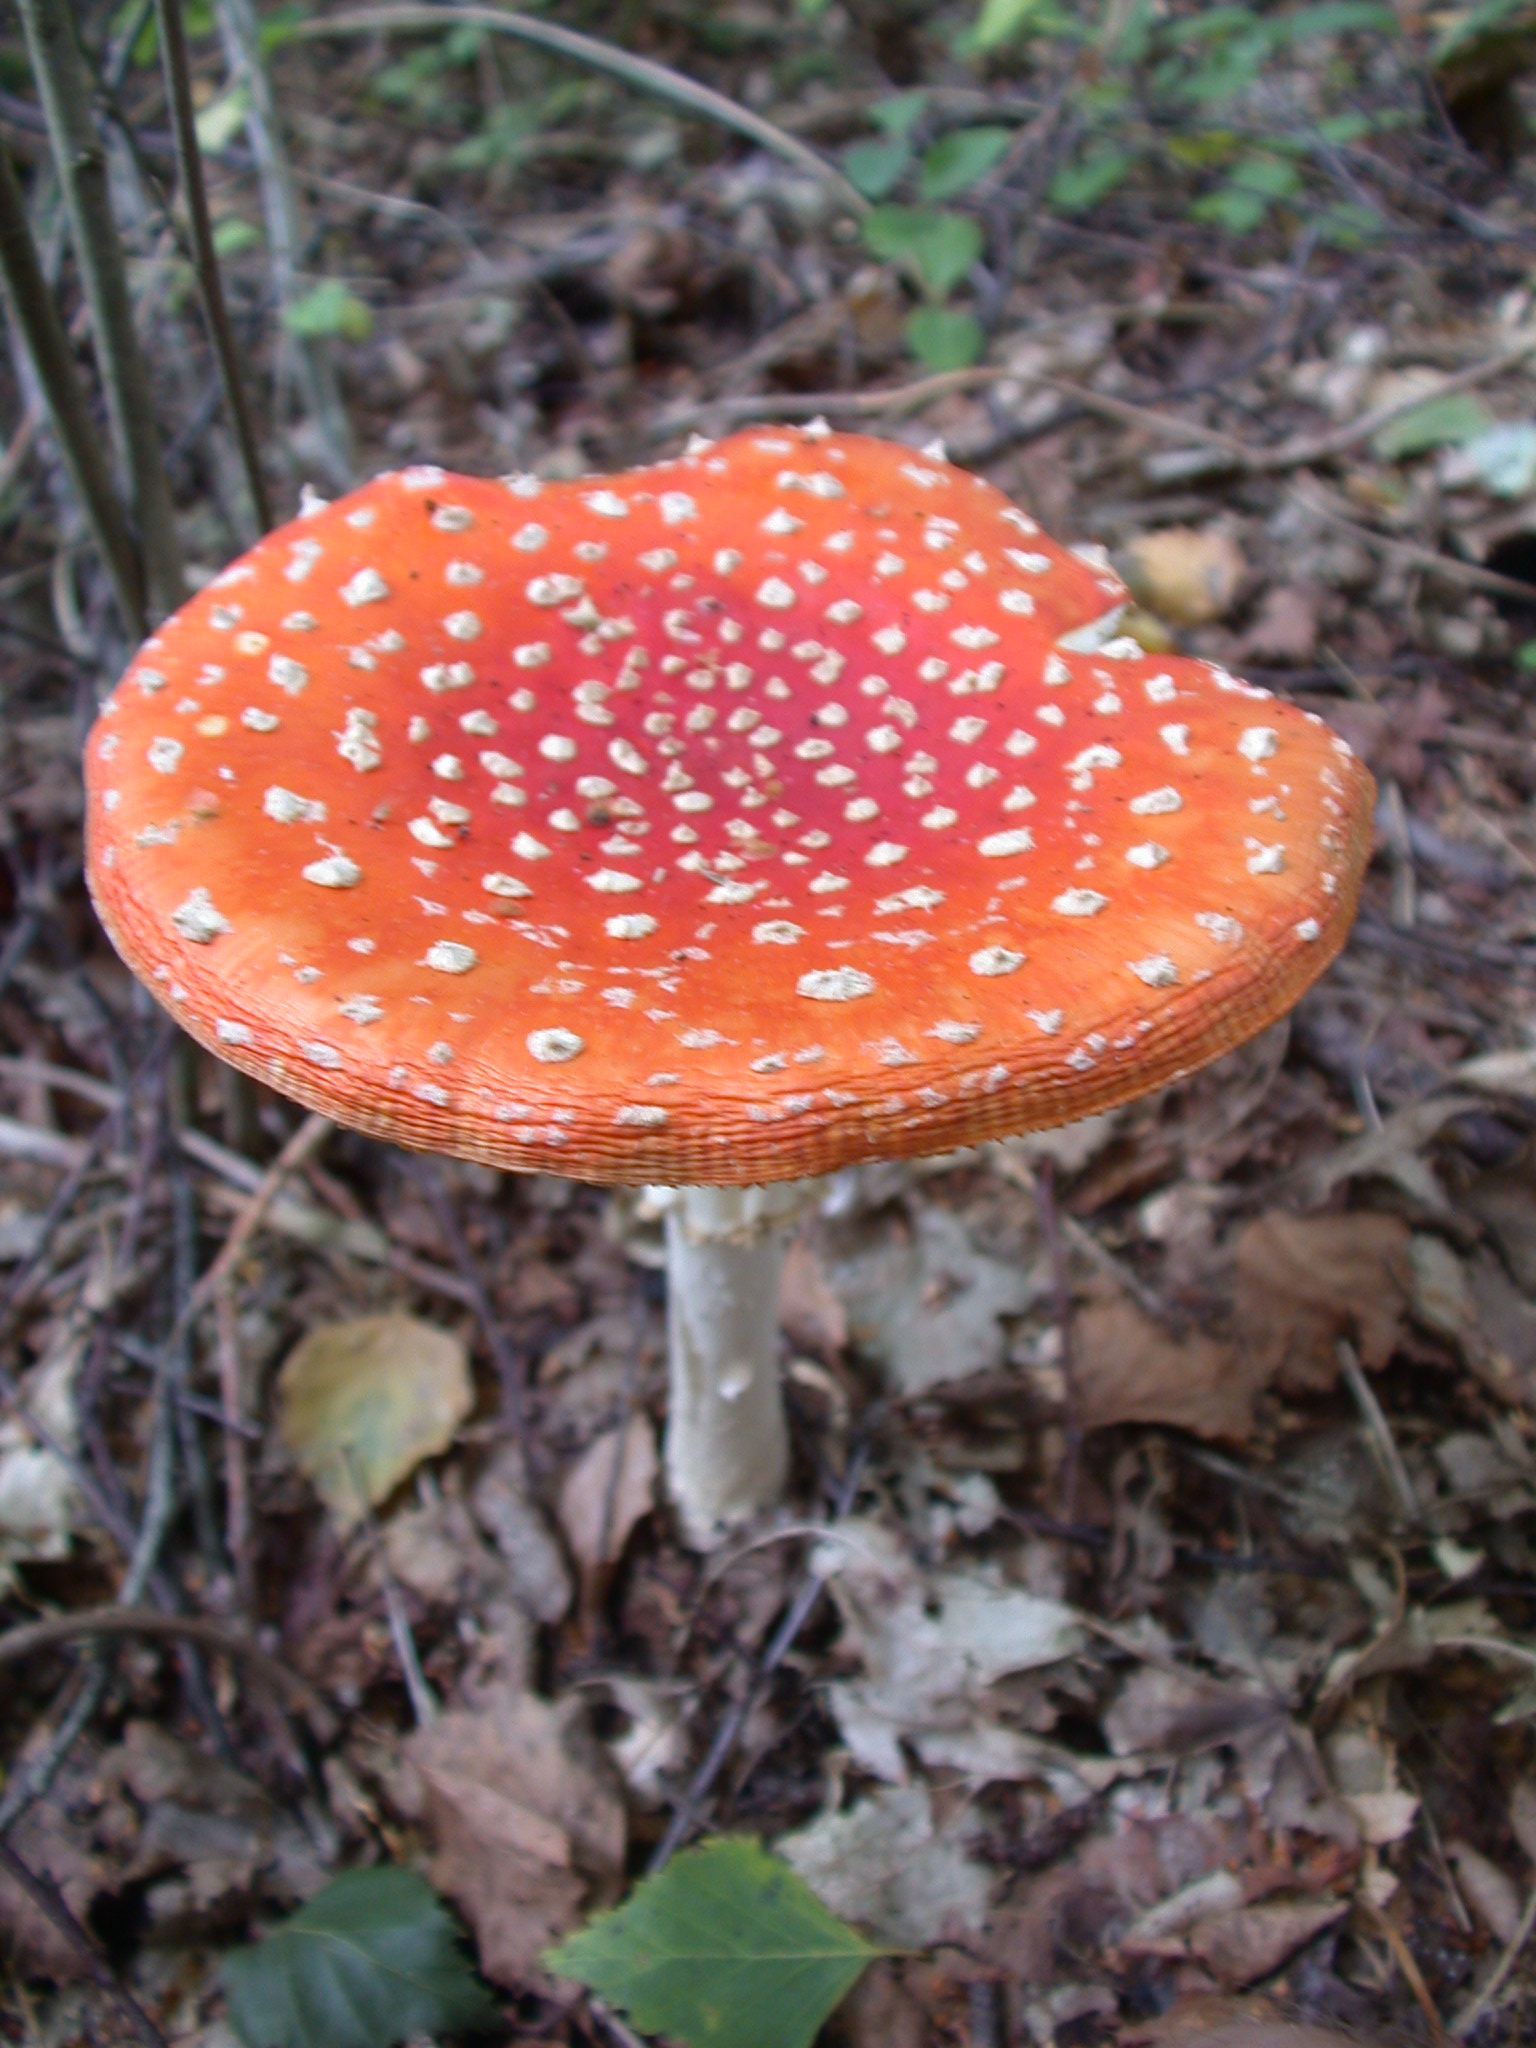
84, 425, 1373, 1185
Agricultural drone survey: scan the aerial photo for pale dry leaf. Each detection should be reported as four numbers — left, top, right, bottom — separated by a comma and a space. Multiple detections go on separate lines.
1448, 1840, 1523, 1942
1510, 1777, 1536, 1866
471, 1442, 572, 1623
1232, 1213, 1410, 1392
278, 1314, 472, 1526
1073, 1292, 1260, 1439
1117, 526, 1246, 625
777, 1784, 992, 1947
557, 1414, 658, 1573
404, 1682, 625, 1987
0, 1801, 106, 1981
0, 1345, 83, 1569
820, 1203, 1046, 1396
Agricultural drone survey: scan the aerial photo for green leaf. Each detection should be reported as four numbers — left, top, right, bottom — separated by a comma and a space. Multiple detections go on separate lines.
1047, 145, 1137, 211
918, 127, 1012, 200
1229, 153, 1304, 196
1372, 391, 1495, 461
221, 1867, 496, 2048
212, 217, 261, 257
545, 1839, 883, 2048
906, 306, 985, 370
972, 0, 1050, 47
1188, 184, 1271, 232
869, 90, 929, 136
282, 281, 374, 342
862, 207, 983, 301
841, 137, 913, 199
1516, 639, 1536, 674
194, 85, 250, 155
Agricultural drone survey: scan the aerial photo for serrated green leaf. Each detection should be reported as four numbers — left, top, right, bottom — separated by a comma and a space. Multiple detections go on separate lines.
546, 1839, 883, 2048
1048, 145, 1138, 211
1372, 391, 1495, 461
221, 1868, 496, 2048
282, 280, 374, 343
841, 137, 913, 199
918, 127, 1012, 201
862, 207, 983, 301
905, 306, 985, 371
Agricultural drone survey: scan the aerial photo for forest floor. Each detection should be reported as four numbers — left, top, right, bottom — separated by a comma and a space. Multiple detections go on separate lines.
7, 4, 1536, 2045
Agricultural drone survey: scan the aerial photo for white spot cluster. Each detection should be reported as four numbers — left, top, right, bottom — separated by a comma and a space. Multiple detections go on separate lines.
95, 433, 1356, 1158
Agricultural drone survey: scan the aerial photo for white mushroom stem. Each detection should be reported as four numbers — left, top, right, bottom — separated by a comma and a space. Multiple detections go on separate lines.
654, 1181, 815, 1549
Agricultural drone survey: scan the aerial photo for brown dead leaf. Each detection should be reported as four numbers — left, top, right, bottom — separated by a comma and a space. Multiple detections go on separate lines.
0, 1802, 106, 1981
780, 1237, 848, 1360
1233, 1214, 1410, 1391
404, 1683, 625, 1987
1186, 1899, 1349, 1988
1236, 585, 1320, 665
1118, 527, 1246, 625
1123, 1997, 1378, 2045
1075, 1293, 1260, 1439
557, 1414, 657, 1575
1102, 1666, 1279, 1757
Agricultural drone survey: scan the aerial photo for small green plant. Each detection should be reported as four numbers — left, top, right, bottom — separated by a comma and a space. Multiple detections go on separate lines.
546, 1837, 885, 2048
966, 0, 1405, 247
221, 1867, 495, 2048
844, 95, 1009, 370
282, 278, 373, 343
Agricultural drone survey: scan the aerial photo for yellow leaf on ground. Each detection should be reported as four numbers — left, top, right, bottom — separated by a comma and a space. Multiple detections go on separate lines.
277, 1313, 473, 1526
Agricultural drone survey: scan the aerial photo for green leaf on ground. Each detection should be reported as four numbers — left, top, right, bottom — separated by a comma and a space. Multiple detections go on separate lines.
862, 207, 983, 300
971, 0, 1051, 48
222, 1867, 496, 2048
918, 126, 1012, 200
905, 306, 985, 371
1048, 145, 1138, 211
282, 280, 373, 342
277, 1313, 473, 1524
868, 90, 929, 136
1373, 391, 1495, 462
545, 1838, 884, 2048
841, 137, 913, 199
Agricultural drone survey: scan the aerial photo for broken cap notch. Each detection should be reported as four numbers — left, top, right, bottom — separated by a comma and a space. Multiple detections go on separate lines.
85, 426, 1373, 1184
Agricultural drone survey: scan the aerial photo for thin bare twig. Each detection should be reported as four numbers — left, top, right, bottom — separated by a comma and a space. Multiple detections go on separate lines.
0, 141, 145, 632
0, 1839, 167, 2048
150, 0, 272, 531
0, 1607, 336, 1737
16, 0, 184, 617
649, 1428, 875, 1873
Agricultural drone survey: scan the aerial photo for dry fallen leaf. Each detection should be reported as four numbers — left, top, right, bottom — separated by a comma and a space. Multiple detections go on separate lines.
777, 1784, 992, 1947
404, 1682, 625, 1986
1117, 526, 1246, 625
1237, 584, 1320, 665
1187, 1900, 1349, 1988
557, 1414, 658, 1575
1448, 1840, 1523, 1942
1233, 1213, 1410, 1391
1123, 1999, 1379, 2046
278, 1314, 473, 1526
779, 1236, 849, 1360
1074, 1291, 1259, 1439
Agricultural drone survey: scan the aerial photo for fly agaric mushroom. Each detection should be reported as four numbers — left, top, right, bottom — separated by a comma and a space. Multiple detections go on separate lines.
84, 425, 1373, 1545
